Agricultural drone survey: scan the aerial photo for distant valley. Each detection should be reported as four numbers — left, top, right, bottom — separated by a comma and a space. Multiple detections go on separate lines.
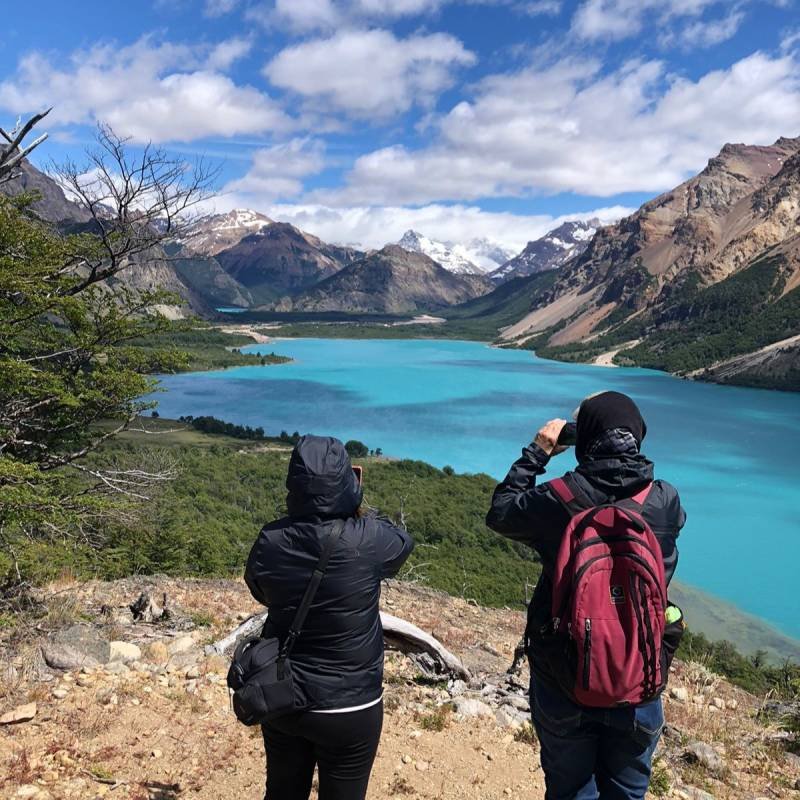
4, 135, 799, 390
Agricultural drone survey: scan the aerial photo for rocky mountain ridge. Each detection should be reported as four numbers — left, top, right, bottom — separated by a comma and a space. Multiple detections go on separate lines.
491, 218, 600, 282
275, 244, 493, 314
492, 136, 800, 388
215, 222, 364, 305
176, 209, 273, 257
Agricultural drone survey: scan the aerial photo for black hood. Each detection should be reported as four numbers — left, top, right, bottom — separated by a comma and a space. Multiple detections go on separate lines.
286, 435, 363, 519
574, 453, 654, 498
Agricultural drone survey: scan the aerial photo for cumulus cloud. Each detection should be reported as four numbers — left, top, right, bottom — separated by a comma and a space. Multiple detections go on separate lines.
0, 37, 290, 143
223, 138, 327, 201
264, 29, 476, 118
200, 197, 633, 251
312, 51, 800, 204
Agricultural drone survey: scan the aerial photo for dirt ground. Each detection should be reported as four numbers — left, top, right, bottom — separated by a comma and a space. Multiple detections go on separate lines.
1, 578, 797, 800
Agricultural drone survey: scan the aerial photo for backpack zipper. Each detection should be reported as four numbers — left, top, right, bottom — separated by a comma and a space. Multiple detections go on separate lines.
583, 618, 592, 690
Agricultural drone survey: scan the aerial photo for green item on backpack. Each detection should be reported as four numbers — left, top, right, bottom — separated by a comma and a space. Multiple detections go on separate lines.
665, 605, 682, 624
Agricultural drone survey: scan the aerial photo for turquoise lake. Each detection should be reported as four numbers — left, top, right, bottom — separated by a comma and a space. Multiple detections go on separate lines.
155, 338, 800, 642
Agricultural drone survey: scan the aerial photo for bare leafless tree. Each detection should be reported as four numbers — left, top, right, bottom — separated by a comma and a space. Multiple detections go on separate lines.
0, 109, 51, 185
51, 124, 219, 296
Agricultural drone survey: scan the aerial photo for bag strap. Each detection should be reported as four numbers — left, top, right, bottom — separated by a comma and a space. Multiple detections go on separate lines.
549, 474, 591, 517
279, 519, 346, 660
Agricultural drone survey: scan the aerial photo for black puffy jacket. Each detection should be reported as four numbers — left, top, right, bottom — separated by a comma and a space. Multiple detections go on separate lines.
486, 442, 686, 684
244, 435, 413, 711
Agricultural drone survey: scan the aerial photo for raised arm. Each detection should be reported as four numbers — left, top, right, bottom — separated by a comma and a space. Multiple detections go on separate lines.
486, 419, 570, 549
373, 518, 414, 579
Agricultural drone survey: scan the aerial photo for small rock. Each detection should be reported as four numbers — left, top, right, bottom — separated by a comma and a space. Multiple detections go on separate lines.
105, 661, 130, 675
452, 697, 494, 718
109, 641, 141, 663
682, 741, 725, 775
15, 786, 40, 798
184, 665, 200, 679
401, 754, 412, 764
235, 611, 250, 621
710, 697, 725, 710
167, 635, 196, 656
76, 674, 93, 687
676, 787, 715, 800
51, 688, 68, 700
447, 679, 467, 697
670, 686, 689, 702
726, 698, 738, 710
0, 702, 37, 725
415, 760, 429, 772
151, 749, 163, 759
707, 704, 720, 713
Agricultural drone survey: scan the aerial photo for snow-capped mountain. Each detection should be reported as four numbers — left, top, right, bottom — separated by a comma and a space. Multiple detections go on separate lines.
177, 209, 274, 257
396, 230, 490, 275
491, 219, 601, 282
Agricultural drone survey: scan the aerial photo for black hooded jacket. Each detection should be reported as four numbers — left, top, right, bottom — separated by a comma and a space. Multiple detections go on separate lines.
244, 435, 413, 711
486, 440, 686, 685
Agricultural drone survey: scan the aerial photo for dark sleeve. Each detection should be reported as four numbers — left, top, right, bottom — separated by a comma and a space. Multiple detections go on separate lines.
644, 481, 687, 586
373, 518, 414, 579
244, 529, 268, 607
485, 443, 567, 549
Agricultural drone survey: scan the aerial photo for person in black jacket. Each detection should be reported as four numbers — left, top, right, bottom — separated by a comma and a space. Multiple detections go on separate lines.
486, 391, 686, 800
245, 435, 413, 800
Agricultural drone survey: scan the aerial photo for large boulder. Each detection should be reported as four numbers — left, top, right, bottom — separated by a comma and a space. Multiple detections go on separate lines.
41, 625, 110, 670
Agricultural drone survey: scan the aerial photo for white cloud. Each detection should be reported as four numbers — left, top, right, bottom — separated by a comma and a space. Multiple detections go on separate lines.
204, 0, 241, 15
206, 37, 253, 70
519, 0, 562, 15
270, 0, 341, 31
0, 37, 290, 143
572, 0, 720, 41
223, 138, 326, 200
671, 9, 745, 47
313, 51, 800, 204
200, 197, 633, 252
264, 29, 476, 118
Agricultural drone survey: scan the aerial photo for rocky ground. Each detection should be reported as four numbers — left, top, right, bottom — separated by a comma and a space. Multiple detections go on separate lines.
1, 577, 798, 800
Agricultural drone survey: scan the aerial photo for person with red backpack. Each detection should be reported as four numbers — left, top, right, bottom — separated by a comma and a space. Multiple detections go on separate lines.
486, 391, 686, 800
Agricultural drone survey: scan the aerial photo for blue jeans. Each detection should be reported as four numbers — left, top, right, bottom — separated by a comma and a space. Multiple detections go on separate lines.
531, 679, 664, 800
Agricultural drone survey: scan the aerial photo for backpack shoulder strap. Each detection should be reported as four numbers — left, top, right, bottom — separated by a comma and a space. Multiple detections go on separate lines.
615, 482, 654, 513
280, 519, 346, 658
549, 474, 592, 518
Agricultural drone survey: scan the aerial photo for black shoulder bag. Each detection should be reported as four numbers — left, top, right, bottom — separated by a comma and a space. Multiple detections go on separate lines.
227, 519, 345, 726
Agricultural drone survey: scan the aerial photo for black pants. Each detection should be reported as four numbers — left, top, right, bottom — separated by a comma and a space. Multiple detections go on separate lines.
261, 701, 383, 800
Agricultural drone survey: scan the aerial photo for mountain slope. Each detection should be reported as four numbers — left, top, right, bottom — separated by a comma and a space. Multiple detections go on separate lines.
491, 219, 599, 282
276, 245, 493, 314
497, 136, 800, 389
216, 222, 363, 304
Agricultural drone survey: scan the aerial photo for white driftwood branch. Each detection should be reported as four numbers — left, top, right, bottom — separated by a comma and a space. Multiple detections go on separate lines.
207, 611, 268, 655
206, 609, 471, 681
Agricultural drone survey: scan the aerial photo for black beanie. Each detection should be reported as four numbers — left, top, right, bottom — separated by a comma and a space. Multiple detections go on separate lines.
575, 391, 647, 459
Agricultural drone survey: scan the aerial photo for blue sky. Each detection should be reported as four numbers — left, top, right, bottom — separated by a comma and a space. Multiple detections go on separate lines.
1, 0, 798, 250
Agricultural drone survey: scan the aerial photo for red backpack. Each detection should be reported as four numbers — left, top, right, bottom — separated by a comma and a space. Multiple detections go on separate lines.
548, 475, 667, 707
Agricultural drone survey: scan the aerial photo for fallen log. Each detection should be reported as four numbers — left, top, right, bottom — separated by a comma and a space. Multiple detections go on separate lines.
206, 609, 471, 681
